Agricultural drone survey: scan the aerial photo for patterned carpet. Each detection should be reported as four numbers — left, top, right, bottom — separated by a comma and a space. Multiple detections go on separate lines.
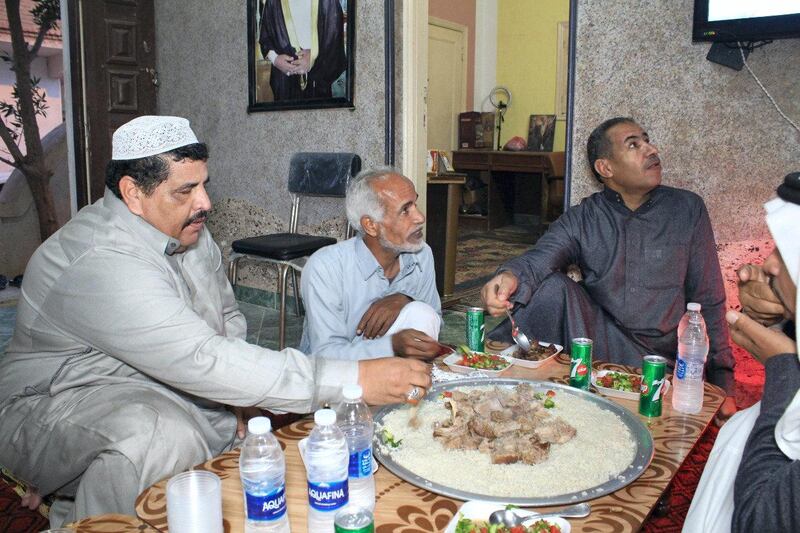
0, 467, 48, 531
445, 226, 539, 309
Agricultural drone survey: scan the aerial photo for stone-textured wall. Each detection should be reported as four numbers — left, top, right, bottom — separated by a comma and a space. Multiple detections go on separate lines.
155, 1, 390, 291
571, 0, 800, 243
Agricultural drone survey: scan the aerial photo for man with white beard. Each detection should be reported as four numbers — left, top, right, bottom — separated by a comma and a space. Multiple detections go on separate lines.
299, 168, 442, 360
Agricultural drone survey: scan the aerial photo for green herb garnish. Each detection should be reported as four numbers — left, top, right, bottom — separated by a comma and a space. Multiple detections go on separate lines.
381, 428, 402, 448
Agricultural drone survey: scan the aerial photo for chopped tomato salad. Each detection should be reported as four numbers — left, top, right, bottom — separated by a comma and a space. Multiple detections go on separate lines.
457, 352, 510, 371
455, 516, 562, 533
597, 371, 642, 392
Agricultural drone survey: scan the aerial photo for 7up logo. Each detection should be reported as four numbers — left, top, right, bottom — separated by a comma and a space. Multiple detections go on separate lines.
570, 357, 588, 377
641, 378, 665, 399
651, 378, 666, 401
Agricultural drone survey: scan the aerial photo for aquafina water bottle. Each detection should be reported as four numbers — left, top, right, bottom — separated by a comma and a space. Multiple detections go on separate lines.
305, 408, 349, 532
336, 384, 375, 511
239, 416, 290, 533
671, 302, 709, 414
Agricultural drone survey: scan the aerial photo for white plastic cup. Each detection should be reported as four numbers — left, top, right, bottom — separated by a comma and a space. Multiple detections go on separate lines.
166, 470, 223, 533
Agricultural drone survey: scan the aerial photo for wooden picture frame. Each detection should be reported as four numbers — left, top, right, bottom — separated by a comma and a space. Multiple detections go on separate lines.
247, 0, 356, 112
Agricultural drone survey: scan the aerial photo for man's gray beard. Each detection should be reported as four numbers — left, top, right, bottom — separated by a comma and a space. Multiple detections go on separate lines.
379, 233, 424, 254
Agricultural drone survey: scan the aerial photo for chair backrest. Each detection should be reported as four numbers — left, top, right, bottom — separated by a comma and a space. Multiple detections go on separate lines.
288, 152, 361, 197
287, 152, 361, 236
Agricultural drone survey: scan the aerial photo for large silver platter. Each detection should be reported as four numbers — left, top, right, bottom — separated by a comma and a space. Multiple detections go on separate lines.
373, 377, 654, 506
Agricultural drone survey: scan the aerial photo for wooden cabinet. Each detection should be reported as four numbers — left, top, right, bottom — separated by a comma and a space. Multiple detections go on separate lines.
452, 150, 565, 231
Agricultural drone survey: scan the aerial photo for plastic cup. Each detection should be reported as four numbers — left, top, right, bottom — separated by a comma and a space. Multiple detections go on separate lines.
166, 470, 223, 533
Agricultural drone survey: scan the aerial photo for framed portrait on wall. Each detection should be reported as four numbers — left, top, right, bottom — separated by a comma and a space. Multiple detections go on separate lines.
247, 0, 356, 112
527, 114, 556, 152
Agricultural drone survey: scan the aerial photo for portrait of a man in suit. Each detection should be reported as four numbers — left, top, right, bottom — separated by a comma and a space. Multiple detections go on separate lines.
527, 114, 556, 152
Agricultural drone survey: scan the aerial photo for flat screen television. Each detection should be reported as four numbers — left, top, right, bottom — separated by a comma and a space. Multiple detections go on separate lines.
693, 0, 800, 42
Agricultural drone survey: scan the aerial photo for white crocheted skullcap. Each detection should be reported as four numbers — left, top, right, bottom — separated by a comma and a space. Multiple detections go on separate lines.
112, 115, 199, 160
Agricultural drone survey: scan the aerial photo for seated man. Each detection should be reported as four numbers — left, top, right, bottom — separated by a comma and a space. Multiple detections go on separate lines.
481, 117, 736, 416
299, 167, 442, 360
685, 173, 799, 533
0, 116, 431, 527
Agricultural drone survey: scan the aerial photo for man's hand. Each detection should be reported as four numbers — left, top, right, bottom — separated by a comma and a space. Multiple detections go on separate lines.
272, 54, 298, 75
481, 271, 519, 317
357, 293, 412, 339
726, 310, 796, 365
737, 263, 785, 326
232, 406, 263, 439
714, 396, 738, 427
358, 357, 432, 405
292, 49, 311, 74
390, 329, 441, 360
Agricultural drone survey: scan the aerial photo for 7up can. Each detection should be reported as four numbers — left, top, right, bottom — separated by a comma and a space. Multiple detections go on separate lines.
465, 307, 485, 352
569, 338, 592, 390
335, 506, 374, 533
639, 355, 668, 417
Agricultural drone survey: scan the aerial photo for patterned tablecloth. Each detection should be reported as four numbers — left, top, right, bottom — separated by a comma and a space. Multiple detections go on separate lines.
135, 344, 724, 532
67, 513, 155, 531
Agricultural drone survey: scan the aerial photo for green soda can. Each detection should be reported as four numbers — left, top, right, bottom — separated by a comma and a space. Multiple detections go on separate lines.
569, 338, 593, 390
639, 355, 668, 417
465, 306, 485, 352
335, 506, 374, 533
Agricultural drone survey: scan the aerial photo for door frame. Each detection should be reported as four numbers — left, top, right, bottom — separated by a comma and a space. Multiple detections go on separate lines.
402, 1, 578, 213
64, 0, 88, 213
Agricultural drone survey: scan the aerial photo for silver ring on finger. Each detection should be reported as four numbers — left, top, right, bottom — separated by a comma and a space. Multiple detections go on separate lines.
406, 386, 421, 402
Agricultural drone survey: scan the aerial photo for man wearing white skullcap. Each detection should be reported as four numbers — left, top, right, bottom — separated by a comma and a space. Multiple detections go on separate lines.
0, 115, 431, 526
685, 172, 799, 532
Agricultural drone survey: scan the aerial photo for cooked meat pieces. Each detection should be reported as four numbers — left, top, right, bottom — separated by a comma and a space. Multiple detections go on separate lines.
534, 418, 577, 444
432, 384, 576, 465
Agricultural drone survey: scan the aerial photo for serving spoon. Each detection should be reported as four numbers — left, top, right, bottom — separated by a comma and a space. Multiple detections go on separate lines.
495, 284, 532, 352
488, 502, 591, 527
505, 307, 532, 352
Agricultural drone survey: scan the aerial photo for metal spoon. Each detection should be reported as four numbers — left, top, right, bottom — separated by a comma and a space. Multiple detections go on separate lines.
505, 307, 532, 352
489, 502, 591, 527
494, 284, 532, 352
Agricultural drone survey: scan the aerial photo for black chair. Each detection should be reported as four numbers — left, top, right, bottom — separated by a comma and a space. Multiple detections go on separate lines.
228, 152, 361, 349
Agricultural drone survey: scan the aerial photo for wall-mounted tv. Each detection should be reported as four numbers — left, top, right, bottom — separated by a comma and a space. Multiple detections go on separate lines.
693, 0, 800, 42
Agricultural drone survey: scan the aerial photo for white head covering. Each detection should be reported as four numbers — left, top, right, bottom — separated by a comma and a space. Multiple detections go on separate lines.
764, 196, 800, 460
111, 116, 199, 160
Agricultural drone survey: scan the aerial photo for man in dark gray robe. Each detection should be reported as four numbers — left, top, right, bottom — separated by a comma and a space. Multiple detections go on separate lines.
258, 0, 346, 101
482, 117, 736, 419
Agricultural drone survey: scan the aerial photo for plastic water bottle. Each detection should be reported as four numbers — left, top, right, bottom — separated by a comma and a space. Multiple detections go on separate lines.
239, 417, 290, 533
336, 384, 376, 511
672, 302, 709, 414
305, 409, 349, 533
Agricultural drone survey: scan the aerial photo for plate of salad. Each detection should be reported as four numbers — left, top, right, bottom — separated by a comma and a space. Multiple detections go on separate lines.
444, 500, 570, 533
443, 345, 513, 376
591, 370, 645, 401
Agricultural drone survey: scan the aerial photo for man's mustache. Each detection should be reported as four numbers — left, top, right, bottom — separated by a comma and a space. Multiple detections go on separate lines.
184, 209, 211, 228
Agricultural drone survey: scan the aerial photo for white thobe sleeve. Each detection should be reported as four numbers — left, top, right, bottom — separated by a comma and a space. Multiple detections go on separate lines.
42, 250, 357, 413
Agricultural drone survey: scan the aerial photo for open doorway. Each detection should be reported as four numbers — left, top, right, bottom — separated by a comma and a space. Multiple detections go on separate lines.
419, 0, 574, 307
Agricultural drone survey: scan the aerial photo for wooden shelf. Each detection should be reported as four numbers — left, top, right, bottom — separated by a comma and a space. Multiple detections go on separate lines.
452, 150, 565, 231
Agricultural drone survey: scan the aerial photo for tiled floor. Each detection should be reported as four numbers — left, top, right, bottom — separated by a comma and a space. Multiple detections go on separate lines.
0, 298, 500, 356
0, 304, 16, 354
235, 300, 499, 351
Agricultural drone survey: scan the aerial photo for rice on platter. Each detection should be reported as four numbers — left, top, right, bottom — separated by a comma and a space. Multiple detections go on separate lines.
377, 384, 637, 498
